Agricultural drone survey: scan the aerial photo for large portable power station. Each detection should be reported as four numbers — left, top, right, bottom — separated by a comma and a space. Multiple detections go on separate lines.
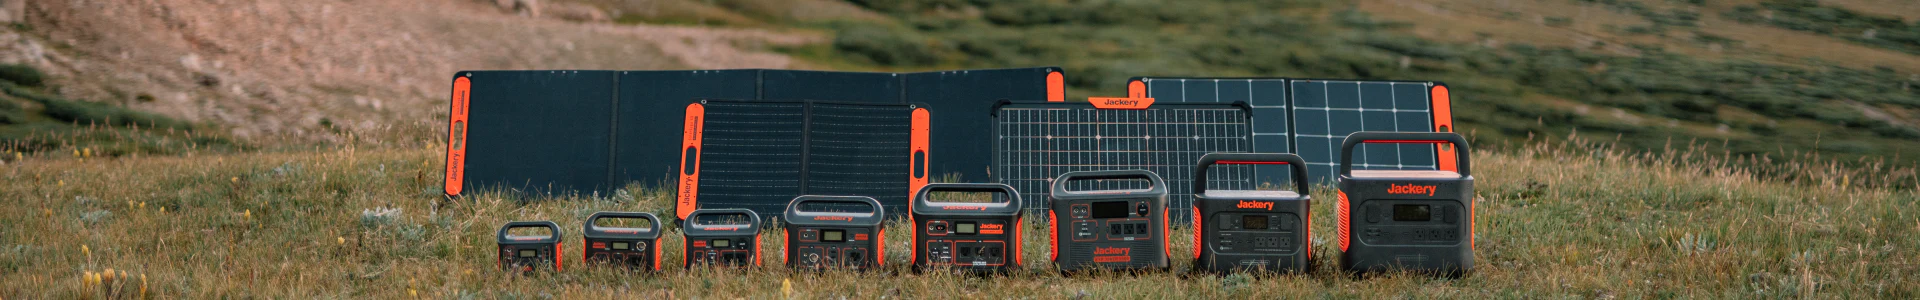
682, 209, 763, 268
583, 212, 663, 271
910, 183, 1025, 273
496, 221, 563, 273
1336, 132, 1475, 275
782, 196, 887, 270
1048, 170, 1171, 272
1192, 153, 1313, 273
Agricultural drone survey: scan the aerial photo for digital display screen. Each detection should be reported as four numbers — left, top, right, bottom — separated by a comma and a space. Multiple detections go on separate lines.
1393, 204, 1432, 222
612, 242, 630, 250
712, 239, 731, 248
1090, 201, 1131, 219
518, 250, 536, 258
1242, 215, 1268, 230
822, 230, 846, 242
956, 222, 977, 234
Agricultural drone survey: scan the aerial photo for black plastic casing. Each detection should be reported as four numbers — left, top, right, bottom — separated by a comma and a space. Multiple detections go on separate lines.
910, 183, 1024, 273
1336, 132, 1475, 275
583, 212, 663, 271
682, 209, 763, 268
1048, 170, 1171, 273
782, 196, 887, 270
496, 221, 563, 273
1192, 153, 1313, 273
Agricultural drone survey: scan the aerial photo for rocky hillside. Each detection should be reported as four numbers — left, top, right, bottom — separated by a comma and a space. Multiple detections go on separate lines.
3, 0, 820, 144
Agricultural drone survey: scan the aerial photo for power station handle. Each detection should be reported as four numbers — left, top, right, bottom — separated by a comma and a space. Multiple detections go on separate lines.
787, 195, 884, 216
496, 221, 561, 243
1193, 153, 1310, 196
1338, 131, 1471, 177
686, 209, 761, 230
915, 183, 1021, 206
586, 212, 660, 234
1050, 170, 1168, 197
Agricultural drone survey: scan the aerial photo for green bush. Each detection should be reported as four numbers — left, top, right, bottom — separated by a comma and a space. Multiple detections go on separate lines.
0, 64, 44, 87
1, 83, 187, 129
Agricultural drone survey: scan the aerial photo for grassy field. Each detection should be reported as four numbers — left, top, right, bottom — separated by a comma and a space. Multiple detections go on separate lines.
3, 134, 1916, 298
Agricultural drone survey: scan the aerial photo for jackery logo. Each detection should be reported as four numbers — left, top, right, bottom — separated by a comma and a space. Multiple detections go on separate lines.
1102, 98, 1139, 107
813, 216, 854, 222
1093, 247, 1131, 256
943, 206, 988, 211
1236, 200, 1274, 210
1388, 184, 1437, 196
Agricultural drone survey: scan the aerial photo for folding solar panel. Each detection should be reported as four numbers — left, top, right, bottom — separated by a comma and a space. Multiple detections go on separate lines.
1126, 78, 1457, 184
445, 68, 1058, 199
676, 99, 930, 221
992, 100, 1253, 223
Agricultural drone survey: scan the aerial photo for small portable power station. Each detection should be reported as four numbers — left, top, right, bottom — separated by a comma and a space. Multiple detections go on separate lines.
682, 209, 763, 268
910, 183, 1024, 273
1192, 152, 1313, 273
583, 211, 663, 271
496, 221, 563, 273
782, 196, 887, 270
1048, 170, 1170, 272
1336, 131, 1475, 275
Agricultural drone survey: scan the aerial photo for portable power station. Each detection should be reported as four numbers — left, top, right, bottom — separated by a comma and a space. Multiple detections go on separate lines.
782, 196, 887, 270
682, 209, 763, 268
1192, 153, 1313, 273
496, 221, 563, 273
910, 183, 1025, 273
1048, 170, 1170, 272
583, 212, 663, 271
1336, 131, 1475, 275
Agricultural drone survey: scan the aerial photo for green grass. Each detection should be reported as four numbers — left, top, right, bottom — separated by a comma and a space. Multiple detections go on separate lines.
2, 135, 1915, 298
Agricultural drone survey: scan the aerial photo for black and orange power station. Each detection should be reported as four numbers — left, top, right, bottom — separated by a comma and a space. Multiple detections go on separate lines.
782, 196, 887, 270
1192, 153, 1314, 273
496, 221, 563, 273
1048, 170, 1171, 272
582, 212, 663, 271
682, 209, 762, 268
1336, 132, 1475, 275
910, 183, 1025, 273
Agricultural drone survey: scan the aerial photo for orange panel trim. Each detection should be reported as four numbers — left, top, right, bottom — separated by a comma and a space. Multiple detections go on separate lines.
676, 103, 707, 220
876, 228, 886, 266
1046, 71, 1065, 102
1430, 85, 1458, 172
1014, 217, 1024, 267
909, 108, 931, 201
1127, 80, 1146, 98
443, 76, 472, 196
1087, 97, 1155, 110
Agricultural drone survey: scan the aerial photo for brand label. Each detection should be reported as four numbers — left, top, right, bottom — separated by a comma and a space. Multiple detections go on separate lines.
1236, 200, 1274, 210
981, 223, 1005, 235
1093, 247, 1131, 256
1388, 184, 1437, 196
1087, 97, 1155, 110
943, 206, 988, 211
813, 216, 854, 222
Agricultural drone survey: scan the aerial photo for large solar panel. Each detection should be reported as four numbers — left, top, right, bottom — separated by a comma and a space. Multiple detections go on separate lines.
447, 68, 1057, 199
1130, 78, 1292, 186
992, 101, 1254, 223
676, 99, 929, 221
1128, 78, 1457, 184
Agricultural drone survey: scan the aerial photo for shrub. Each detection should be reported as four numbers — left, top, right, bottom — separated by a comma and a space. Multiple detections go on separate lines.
832, 25, 946, 66
0, 64, 45, 87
